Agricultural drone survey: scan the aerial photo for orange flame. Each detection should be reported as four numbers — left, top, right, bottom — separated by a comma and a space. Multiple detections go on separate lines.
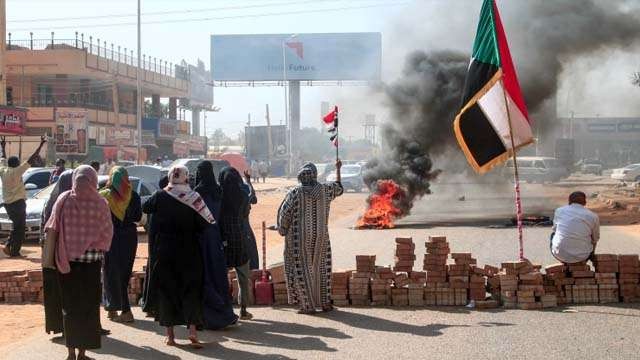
356, 180, 405, 229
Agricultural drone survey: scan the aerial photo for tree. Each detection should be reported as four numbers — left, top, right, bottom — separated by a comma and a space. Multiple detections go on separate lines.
633, 72, 640, 87
209, 128, 230, 147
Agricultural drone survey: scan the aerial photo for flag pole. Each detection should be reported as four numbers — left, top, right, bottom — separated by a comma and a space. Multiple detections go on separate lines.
502, 83, 525, 260
335, 106, 339, 163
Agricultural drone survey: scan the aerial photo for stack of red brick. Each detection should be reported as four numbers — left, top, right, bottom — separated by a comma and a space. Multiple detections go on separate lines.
0, 270, 43, 304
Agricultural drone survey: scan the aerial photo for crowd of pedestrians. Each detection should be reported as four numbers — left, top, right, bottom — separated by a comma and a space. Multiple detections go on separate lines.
0, 137, 345, 359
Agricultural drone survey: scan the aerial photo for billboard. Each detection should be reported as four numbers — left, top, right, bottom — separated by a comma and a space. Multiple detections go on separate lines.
188, 60, 213, 106
0, 107, 27, 134
55, 110, 88, 155
245, 125, 288, 160
212, 33, 381, 81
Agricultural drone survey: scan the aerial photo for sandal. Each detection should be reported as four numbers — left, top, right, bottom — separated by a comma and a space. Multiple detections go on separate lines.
240, 311, 253, 320
165, 337, 177, 346
107, 311, 118, 319
322, 305, 334, 312
99, 328, 111, 336
188, 336, 203, 349
113, 312, 135, 323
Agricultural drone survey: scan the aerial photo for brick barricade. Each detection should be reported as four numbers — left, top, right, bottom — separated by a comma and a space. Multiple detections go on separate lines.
2, 237, 640, 311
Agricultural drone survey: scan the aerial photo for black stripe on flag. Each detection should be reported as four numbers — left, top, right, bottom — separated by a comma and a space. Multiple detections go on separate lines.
458, 103, 506, 167
460, 60, 499, 108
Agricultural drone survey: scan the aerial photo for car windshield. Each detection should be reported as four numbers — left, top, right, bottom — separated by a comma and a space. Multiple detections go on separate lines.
33, 183, 56, 200
342, 165, 361, 175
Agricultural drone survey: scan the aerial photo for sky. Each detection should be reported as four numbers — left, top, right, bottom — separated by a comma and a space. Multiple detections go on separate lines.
7, 0, 411, 140
7, 0, 640, 140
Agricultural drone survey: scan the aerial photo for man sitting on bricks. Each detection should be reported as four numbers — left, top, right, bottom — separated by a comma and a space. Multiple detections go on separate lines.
550, 191, 600, 264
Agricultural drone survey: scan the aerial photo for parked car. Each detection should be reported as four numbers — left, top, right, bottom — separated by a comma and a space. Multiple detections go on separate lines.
503, 157, 569, 183
126, 165, 167, 191
167, 158, 231, 179
611, 163, 640, 182
0, 167, 54, 205
326, 164, 365, 192
576, 158, 604, 175
0, 176, 150, 242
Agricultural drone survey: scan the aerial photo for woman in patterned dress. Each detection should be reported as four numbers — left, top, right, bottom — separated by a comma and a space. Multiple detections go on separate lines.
277, 160, 343, 314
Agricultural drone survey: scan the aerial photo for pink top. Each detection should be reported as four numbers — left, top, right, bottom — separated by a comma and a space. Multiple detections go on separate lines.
45, 165, 113, 274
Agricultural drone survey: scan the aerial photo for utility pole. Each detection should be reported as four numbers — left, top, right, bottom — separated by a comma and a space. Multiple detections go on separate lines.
246, 113, 251, 159
136, 0, 143, 163
0, 0, 6, 105
265, 104, 273, 162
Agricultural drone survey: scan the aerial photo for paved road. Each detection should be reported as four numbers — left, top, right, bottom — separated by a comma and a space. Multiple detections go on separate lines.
10, 181, 640, 359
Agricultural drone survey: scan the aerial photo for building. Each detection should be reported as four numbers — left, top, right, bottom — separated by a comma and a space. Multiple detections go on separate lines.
556, 117, 640, 166
4, 33, 207, 162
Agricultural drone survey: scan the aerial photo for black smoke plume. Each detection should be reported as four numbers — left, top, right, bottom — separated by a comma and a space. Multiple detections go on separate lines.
363, 0, 640, 217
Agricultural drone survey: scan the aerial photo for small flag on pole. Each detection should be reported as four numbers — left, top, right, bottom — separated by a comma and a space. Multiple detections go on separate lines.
323, 106, 339, 147
453, 0, 533, 174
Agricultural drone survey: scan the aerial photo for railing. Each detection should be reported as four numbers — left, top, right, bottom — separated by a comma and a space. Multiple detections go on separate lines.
7, 32, 190, 80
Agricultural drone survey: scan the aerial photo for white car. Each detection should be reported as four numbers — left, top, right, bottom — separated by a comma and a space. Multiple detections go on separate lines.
326, 164, 365, 192
611, 163, 640, 182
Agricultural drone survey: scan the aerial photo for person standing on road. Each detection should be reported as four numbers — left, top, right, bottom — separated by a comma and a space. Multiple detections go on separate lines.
101, 166, 142, 324
140, 175, 168, 317
219, 166, 253, 320
551, 191, 600, 264
277, 160, 343, 314
194, 161, 239, 329
258, 161, 269, 183
1, 135, 47, 257
50, 158, 66, 184
41, 169, 73, 336
143, 165, 213, 348
241, 170, 259, 270
45, 165, 113, 360
89, 161, 100, 173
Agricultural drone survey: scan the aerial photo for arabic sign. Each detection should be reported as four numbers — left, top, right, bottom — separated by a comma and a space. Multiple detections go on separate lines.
158, 119, 177, 139
55, 110, 88, 155
0, 107, 27, 135
141, 130, 156, 146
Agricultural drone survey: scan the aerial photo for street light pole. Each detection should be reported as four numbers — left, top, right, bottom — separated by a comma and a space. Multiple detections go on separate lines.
136, 0, 143, 164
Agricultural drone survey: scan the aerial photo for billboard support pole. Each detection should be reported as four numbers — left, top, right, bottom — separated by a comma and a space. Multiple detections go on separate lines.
265, 104, 273, 163
136, 0, 143, 164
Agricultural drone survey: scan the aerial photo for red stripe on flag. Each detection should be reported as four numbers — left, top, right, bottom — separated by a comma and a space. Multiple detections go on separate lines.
492, 0, 530, 123
323, 110, 336, 125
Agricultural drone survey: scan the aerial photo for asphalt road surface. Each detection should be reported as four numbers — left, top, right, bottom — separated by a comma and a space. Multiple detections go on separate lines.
9, 181, 640, 359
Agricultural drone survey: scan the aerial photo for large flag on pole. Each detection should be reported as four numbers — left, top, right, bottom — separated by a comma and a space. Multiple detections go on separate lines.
453, 0, 533, 174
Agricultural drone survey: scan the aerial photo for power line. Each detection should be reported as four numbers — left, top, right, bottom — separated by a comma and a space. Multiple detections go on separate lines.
8, 0, 380, 23
9, 2, 410, 32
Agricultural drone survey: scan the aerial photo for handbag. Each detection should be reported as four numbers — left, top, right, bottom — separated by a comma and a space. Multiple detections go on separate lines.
42, 229, 58, 269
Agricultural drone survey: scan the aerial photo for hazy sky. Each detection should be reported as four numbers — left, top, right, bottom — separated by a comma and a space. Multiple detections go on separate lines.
7, 0, 640, 140
7, 0, 409, 140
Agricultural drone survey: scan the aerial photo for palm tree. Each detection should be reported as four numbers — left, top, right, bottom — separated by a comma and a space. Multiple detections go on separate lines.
632, 72, 640, 87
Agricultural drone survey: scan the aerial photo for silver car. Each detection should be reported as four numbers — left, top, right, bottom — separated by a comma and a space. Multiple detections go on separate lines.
0, 176, 152, 242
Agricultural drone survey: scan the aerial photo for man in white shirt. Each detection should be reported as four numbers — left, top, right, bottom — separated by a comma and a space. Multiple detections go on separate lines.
550, 191, 600, 264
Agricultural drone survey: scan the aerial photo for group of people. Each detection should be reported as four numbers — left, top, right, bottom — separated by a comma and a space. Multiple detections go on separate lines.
38, 160, 275, 359
251, 160, 271, 183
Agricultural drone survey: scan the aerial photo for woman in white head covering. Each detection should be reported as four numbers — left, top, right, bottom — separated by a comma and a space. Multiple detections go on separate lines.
142, 165, 213, 348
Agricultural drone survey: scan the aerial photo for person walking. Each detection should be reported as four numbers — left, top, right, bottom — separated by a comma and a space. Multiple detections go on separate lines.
50, 158, 66, 184
240, 170, 259, 270
218, 167, 253, 320
1, 135, 46, 257
194, 161, 238, 329
277, 161, 343, 314
101, 167, 142, 323
258, 161, 269, 183
143, 165, 213, 348
140, 175, 168, 317
44, 165, 113, 360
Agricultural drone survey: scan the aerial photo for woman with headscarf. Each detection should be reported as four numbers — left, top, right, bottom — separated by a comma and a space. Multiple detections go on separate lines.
143, 165, 213, 348
41, 169, 72, 336
194, 161, 238, 329
277, 160, 343, 314
140, 175, 168, 317
240, 170, 259, 270
218, 166, 252, 320
45, 165, 113, 360
101, 166, 142, 323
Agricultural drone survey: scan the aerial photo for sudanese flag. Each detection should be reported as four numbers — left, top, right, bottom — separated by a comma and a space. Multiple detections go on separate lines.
454, 0, 533, 174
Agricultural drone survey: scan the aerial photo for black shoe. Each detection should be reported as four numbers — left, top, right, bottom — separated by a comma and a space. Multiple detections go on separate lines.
99, 328, 111, 336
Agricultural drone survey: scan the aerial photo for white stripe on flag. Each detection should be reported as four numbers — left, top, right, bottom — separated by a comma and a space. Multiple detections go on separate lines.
477, 79, 533, 150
